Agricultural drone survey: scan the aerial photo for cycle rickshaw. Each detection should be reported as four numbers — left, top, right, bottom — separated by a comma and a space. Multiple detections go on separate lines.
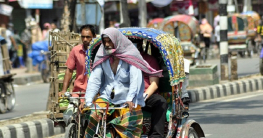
241, 11, 261, 55
64, 27, 204, 138
227, 14, 249, 57
161, 14, 200, 65
147, 18, 164, 29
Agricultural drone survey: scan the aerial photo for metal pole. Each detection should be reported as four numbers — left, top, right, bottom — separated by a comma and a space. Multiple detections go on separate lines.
81, 0, 86, 25
120, 0, 130, 27
100, 8, 105, 34
219, 0, 229, 81
138, 0, 147, 27
234, 0, 239, 13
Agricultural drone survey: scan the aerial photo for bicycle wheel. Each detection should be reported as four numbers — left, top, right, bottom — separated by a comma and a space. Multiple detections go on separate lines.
65, 123, 78, 138
5, 82, 15, 111
188, 127, 198, 138
0, 82, 7, 113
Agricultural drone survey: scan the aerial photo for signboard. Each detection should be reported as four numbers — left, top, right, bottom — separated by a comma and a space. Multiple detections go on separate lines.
18, 0, 53, 9
0, 4, 13, 16
75, 1, 102, 27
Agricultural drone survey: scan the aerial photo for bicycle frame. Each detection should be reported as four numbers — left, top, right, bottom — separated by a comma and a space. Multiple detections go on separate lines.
64, 92, 86, 138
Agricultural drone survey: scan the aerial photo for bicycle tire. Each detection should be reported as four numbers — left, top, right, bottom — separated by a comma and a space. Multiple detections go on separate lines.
188, 127, 199, 138
65, 123, 78, 138
5, 82, 15, 111
0, 82, 7, 113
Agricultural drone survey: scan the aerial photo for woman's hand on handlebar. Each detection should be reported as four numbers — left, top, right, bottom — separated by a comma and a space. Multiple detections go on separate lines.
125, 101, 134, 113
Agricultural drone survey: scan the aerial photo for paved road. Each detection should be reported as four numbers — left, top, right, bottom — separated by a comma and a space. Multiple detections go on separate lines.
201, 56, 260, 77
188, 90, 263, 138
0, 83, 49, 120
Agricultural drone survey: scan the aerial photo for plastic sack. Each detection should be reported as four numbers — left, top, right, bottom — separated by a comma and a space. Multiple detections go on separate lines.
31, 40, 49, 51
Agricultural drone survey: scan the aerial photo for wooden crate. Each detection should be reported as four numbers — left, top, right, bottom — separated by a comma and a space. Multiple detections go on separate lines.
47, 31, 81, 121
0, 28, 12, 74
1, 44, 12, 74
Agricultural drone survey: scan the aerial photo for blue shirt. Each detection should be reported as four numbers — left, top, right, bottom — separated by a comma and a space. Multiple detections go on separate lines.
85, 59, 145, 107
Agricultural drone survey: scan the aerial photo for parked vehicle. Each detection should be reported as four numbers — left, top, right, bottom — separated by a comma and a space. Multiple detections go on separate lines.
161, 14, 200, 65
73, 27, 205, 138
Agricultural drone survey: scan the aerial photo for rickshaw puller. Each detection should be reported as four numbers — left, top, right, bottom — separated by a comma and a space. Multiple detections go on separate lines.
84, 28, 163, 138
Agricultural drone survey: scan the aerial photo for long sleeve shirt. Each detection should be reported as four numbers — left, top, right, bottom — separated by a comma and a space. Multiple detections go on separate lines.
85, 59, 145, 107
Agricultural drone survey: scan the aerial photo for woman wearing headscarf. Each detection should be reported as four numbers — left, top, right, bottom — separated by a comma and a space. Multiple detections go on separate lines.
84, 28, 162, 138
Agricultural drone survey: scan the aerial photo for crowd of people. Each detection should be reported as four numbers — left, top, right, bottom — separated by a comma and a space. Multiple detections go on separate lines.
0, 21, 60, 71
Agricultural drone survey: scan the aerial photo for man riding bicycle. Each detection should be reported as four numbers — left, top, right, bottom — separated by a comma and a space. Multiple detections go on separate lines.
58, 25, 96, 102
84, 28, 162, 138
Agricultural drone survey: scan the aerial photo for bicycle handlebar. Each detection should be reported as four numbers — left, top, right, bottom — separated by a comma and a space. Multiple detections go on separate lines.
82, 103, 128, 113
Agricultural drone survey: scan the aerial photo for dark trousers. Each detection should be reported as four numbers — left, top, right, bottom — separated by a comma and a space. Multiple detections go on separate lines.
142, 94, 168, 138
204, 37, 210, 48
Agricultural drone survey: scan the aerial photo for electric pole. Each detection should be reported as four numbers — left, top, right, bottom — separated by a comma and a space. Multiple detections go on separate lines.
219, 0, 229, 81
138, 0, 147, 27
120, 0, 130, 27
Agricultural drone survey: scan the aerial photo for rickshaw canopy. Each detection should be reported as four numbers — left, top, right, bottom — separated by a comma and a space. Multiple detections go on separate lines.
241, 11, 260, 22
228, 14, 247, 32
86, 27, 185, 86
147, 18, 163, 26
162, 14, 199, 41
147, 18, 164, 29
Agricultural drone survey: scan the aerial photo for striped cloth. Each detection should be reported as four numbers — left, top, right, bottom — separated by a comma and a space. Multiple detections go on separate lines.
85, 98, 143, 138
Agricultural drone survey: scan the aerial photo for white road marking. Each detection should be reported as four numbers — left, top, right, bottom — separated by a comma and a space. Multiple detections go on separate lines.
222, 93, 263, 102
205, 134, 212, 137
190, 91, 263, 110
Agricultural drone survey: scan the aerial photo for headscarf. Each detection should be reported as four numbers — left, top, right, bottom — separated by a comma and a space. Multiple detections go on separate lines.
92, 28, 163, 77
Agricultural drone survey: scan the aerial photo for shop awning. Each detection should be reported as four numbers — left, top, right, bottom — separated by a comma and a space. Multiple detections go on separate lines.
18, 0, 53, 9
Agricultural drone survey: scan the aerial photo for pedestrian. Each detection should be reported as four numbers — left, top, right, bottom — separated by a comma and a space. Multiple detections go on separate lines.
1, 23, 17, 66
200, 18, 213, 59
51, 23, 60, 32
42, 23, 52, 40
14, 30, 27, 68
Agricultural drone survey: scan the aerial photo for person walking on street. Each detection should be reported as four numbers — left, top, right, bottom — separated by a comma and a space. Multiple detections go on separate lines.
51, 23, 60, 32
42, 23, 52, 41
1, 23, 17, 66
200, 18, 213, 60
14, 30, 27, 68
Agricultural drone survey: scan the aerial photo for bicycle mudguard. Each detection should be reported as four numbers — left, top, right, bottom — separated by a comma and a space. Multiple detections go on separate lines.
180, 119, 205, 138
